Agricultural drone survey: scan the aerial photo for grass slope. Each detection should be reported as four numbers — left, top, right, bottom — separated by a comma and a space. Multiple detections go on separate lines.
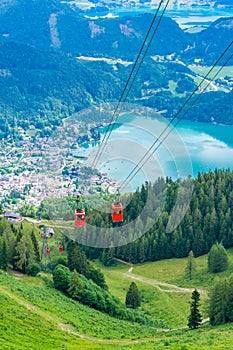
0, 271, 160, 347
2, 251, 233, 350
3, 221, 233, 349
2, 268, 233, 349
94, 248, 233, 331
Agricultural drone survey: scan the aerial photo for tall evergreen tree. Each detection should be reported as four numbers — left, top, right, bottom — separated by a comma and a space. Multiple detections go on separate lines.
15, 233, 35, 273
79, 251, 89, 275
67, 241, 84, 272
12, 228, 24, 269
225, 274, 233, 322
188, 289, 202, 329
209, 278, 228, 325
185, 250, 195, 280
2, 229, 16, 265
68, 269, 84, 300
208, 242, 228, 273
31, 230, 40, 263
125, 282, 140, 309
0, 240, 8, 271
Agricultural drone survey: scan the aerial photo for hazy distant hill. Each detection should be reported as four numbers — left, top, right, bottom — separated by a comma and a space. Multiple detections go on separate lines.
1, 0, 232, 63
214, 0, 233, 7
0, 40, 127, 136
0, 1, 190, 58
183, 17, 233, 64
1, 0, 233, 64
0, 0, 232, 132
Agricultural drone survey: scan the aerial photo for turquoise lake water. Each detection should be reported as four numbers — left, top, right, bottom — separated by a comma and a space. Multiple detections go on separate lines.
79, 117, 233, 190
78, 4, 233, 189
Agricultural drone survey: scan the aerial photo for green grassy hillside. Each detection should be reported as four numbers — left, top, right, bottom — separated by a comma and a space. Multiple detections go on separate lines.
0, 246, 233, 350
2, 219, 233, 349
2, 261, 233, 349
93, 248, 233, 330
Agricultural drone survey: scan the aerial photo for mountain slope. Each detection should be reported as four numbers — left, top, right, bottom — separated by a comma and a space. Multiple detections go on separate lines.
2, 259, 233, 349
183, 17, 233, 64
0, 1, 191, 58
0, 1, 232, 130
0, 40, 125, 135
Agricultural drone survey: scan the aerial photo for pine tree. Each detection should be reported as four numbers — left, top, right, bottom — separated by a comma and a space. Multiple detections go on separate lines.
67, 241, 82, 272
125, 282, 140, 309
68, 269, 84, 300
185, 250, 195, 280
0, 240, 8, 271
15, 233, 35, 273
2, 229, 16, 265
67, 241, 89, 274
79, 251, 88, 275
188, 289, 202, 329
31, 230, 40, 263
12, 228, 24, 269
208, 242, 228, 273
225, 274, 233, 322
209, 278, 228, 325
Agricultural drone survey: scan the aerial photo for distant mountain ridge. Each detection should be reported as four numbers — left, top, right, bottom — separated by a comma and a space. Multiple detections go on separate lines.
183, 17, 233, 64
1, 0, 232, 62
0, 0, 232, 133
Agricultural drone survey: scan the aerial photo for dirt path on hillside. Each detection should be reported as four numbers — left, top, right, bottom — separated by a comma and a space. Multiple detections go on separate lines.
116, 259, 207, 295
124, 272, 207, 294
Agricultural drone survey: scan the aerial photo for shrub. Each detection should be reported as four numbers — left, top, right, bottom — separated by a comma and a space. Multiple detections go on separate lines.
53, 264, 71, 292
27, 263, 41, 277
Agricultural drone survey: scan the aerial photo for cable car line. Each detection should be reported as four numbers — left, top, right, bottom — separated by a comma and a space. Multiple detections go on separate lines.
92, 0, 171, 169
119, 41, 233, 191
99, 0, 171, 152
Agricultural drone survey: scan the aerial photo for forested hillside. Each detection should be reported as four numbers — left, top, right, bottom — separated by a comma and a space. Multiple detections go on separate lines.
0, 40, 123, 137
1, 169, 233, 347
1, 0, 232, 63
0, 0, 232, 133
0, 39, 194, 137
2, 169, 232, 268
81, 169, 233, 264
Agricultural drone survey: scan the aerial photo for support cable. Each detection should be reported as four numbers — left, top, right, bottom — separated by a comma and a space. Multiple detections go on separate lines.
92, 0, 171, 169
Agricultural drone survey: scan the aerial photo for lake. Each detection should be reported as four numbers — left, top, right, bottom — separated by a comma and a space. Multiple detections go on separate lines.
84, 5, 233, 29
80, 115, 233, 191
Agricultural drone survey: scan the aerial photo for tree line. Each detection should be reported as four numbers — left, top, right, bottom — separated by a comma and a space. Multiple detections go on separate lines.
82, 169, 233, 264
0, 219, 146, 325
0, 221, 40, 275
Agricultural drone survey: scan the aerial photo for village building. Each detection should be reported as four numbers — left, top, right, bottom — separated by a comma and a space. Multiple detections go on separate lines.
4, 212, 23, 222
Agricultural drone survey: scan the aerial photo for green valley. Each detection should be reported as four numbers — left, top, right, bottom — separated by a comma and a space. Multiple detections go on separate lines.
2, 249, 233, 349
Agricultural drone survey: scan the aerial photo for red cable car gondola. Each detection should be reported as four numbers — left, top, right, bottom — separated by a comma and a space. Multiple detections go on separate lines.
74, 195, 86, 227
112, 189, 123, 223
74, 209, 86, 227
112, 202, 123, 222
59, 245, 64, 252
46, 247, 50, 254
